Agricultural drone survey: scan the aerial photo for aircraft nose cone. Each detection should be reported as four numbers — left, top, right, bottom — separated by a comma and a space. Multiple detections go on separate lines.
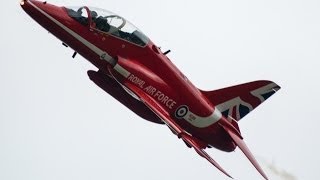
20, 0, 69, 28
20, 0, 28, 10
20, 0, 42, 8
20, 0, 25, 6
20, 0, 58, 14
20, 0, 45, 14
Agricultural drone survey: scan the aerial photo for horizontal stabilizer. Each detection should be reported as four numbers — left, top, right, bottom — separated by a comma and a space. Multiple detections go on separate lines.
180, 133, 233, 179
220, 119, 269, 180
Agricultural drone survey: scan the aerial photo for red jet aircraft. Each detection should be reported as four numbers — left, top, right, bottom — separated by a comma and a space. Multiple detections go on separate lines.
21, 1, 280, 179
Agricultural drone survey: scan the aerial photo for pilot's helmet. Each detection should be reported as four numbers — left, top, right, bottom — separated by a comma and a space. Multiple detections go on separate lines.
91, 11, 98, 19
77, 7, 83, 14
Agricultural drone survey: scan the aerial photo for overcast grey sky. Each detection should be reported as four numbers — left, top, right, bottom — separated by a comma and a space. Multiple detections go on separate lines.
1, 0, 320, 180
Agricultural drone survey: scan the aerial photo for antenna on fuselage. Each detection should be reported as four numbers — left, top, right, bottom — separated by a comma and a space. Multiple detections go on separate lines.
163, 49, 171, 55
62, 42, 78, 58
72, 52, 77, 58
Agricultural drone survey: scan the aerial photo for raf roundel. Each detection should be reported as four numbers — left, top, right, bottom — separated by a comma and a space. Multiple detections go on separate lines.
175, 105, 189, 119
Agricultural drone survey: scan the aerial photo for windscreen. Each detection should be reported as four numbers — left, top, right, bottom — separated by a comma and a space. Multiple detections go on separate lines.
66, 6, 149, 47
89, 7, 149, 47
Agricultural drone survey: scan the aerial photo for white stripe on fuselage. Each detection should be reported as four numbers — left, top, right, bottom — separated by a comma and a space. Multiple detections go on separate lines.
28, 1, 114, 64
30, 1, 221, 128
182, 108, 222, 128
114, 64, 131, 78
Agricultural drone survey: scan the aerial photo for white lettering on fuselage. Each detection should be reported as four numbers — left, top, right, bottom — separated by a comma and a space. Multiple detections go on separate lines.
144, 85, 157, 95
151, 88, 176, 109
127, 74, 177, 109
127, 74, 145, 88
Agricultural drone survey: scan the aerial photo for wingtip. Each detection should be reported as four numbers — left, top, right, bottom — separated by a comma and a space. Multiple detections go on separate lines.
180, 133, 233, 179
261, 172, 269, 180
214, 167, 233, 179
220, 121, 269, 180
226, 174, 233, 179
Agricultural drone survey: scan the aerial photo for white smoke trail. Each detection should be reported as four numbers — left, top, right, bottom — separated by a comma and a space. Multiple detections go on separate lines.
266, 162, 296, 180
258, 157, 297, 180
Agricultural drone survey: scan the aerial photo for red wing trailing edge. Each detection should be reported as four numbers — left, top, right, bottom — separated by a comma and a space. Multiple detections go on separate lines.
219, 119, 269, 180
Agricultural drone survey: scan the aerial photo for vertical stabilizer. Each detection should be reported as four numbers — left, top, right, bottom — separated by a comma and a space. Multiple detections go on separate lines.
200, 80, 280, 122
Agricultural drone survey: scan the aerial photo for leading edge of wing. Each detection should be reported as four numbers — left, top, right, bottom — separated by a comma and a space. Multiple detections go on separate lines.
123, 82, 233, 179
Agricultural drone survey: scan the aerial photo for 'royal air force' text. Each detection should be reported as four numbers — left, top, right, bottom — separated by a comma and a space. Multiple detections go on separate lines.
127, 74, 177, 109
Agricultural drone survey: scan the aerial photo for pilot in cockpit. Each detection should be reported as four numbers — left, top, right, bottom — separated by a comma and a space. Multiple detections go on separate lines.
94, 16, 111, 32
91, 11, 98, 21
67, 7, 88, 26
76, 7, 88, 25
66, 6, 149, 46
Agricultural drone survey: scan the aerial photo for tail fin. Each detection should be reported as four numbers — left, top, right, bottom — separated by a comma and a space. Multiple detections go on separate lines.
200, 80, 280, 121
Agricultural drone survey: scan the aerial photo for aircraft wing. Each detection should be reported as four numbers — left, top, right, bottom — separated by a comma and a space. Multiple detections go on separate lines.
179, 133, 233, 178
121, 82, 233, 178
219, 119, 269, 180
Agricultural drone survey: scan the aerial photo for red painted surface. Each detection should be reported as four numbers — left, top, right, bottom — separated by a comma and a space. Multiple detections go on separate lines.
21, 1, 280, 179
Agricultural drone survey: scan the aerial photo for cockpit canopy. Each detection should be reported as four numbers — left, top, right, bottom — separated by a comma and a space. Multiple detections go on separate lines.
66, 6, 149, 47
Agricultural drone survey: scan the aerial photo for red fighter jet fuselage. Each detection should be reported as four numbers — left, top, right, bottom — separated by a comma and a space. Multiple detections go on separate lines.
21, 1, 281, 179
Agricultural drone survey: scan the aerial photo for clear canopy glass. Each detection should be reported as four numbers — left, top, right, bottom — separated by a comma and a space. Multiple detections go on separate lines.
66, 6, 149, 47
